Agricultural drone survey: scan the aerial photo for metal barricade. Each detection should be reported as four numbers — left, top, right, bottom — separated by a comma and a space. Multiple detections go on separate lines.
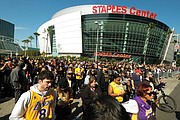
154, 67, 180, 81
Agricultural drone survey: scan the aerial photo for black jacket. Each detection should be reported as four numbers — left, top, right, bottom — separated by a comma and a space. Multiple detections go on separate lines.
10, 67, 27, 91
81, 85, 102, 108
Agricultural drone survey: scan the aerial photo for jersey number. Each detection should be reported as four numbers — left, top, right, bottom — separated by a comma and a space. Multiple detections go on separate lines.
39, 108, 47, 118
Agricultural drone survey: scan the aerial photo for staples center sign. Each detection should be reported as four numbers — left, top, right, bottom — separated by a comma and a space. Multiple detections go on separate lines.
94, 52, 131, 58
92, 5, 157, 19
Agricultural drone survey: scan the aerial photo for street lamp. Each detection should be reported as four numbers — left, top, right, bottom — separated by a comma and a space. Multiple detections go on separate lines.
95, 21, 102, 62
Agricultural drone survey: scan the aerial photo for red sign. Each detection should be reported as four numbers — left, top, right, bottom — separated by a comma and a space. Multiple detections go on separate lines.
92, 5, 157, 19
94, 52, 131, 58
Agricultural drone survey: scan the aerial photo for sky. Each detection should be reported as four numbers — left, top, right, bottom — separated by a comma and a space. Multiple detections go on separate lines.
0, 0, 180, 47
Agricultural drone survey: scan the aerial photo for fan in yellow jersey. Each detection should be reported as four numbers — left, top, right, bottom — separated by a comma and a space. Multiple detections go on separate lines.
9, 70, 57, 120
108, 73, 125, 103
75, 63, 84, 95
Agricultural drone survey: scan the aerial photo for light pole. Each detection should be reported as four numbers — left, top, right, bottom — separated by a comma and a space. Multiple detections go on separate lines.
143, 23, 154, 65
95, 21, 102, 62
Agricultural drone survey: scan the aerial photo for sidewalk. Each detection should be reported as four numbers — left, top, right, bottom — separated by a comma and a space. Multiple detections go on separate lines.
0, 77, 179, 119
0, 97, 14, 119
161, 76, 180, 95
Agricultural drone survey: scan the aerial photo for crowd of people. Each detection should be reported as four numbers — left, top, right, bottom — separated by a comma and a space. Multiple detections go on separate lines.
0, 56, 177, 120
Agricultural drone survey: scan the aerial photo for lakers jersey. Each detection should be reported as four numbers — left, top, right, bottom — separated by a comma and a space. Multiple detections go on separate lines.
25, 89, 55, 120
131, 96, 154, 120
109, 81, 125, 102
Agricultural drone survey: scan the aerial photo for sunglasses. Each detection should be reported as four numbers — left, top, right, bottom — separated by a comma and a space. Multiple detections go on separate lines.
146, 91, 154, 96
67, 73, 73, 75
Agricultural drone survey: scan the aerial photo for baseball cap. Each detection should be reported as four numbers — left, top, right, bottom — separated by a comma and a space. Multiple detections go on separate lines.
135, 69, 142, 74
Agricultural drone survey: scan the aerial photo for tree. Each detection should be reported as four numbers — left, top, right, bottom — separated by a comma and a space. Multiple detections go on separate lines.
28, 35, 34, 48
22, 39, 31, 48
22, 39, 31, 56
34, 32, 40, 49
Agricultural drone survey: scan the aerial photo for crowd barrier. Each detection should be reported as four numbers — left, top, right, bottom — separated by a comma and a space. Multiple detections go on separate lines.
154, 67, 180, 81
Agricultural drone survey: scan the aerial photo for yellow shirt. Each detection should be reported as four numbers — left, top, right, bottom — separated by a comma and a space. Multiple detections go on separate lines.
75, 67, 84, 80
109, 81, 125, 102
25, 89, 55, 120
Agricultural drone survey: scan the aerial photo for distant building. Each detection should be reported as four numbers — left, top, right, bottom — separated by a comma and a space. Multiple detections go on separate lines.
0, 19, 22, 57
37, 5, 174, 64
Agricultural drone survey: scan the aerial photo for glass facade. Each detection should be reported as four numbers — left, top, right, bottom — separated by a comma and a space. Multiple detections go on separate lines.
82, 14, 170, 64
0, 19, 14, 42
0, 19, 22, 56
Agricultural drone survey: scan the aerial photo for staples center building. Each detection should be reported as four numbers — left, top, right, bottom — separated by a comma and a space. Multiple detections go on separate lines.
37, 5, 173, 64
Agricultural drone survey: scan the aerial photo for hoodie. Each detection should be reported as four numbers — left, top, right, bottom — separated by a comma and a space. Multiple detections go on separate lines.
9, 84, 57, 120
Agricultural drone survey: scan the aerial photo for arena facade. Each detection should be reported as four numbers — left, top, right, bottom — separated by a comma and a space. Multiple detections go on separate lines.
37, 5, 174, 64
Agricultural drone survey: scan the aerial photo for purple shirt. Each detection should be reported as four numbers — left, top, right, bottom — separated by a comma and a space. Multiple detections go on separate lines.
133, 96, 154, 120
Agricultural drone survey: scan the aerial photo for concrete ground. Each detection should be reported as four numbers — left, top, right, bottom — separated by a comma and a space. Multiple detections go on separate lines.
0, 93, 83, 120
160, 76, 180, 95
0, 76, 179, 120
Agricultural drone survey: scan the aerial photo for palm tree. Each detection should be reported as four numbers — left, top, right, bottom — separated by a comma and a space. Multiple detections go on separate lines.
34, 32, 40, 49
28, 35, 34, 48
22, 39, 31, 56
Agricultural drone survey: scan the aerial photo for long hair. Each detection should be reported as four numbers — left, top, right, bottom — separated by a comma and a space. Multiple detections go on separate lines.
82, 95, 130, 120
136, 81, 152, 97
88, 76, 96, 86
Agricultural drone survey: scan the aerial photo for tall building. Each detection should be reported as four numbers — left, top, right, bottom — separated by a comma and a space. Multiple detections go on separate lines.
0, 19, 14, 42
37, 5, 174, 64
0, 19, 22, 57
